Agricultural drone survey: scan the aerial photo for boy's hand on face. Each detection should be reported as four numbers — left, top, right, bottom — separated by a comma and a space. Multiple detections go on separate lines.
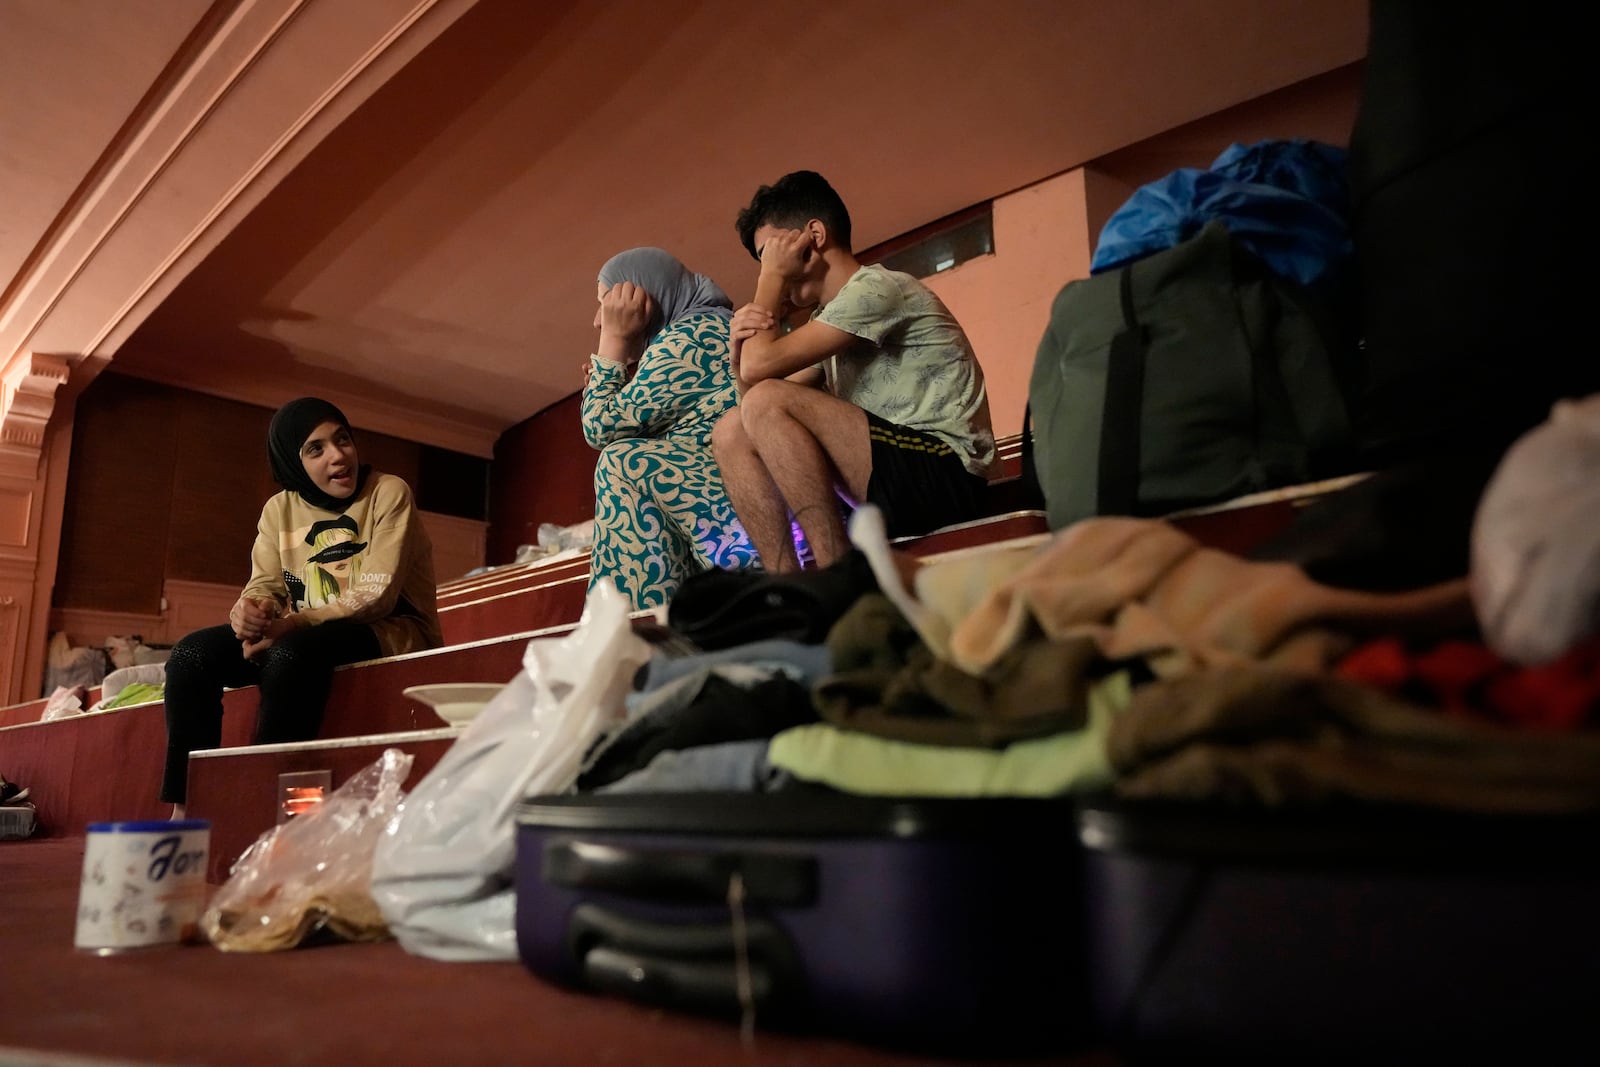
759, 229, 814, 282
598, 282, 655, 353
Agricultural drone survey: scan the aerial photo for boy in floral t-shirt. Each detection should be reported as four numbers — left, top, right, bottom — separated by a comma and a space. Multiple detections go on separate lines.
712, 171, 996, 572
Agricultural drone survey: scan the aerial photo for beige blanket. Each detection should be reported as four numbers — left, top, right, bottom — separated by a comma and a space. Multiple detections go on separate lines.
862, 514, 1473, 678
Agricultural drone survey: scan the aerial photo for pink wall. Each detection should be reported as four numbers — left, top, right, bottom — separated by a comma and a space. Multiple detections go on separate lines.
921, 168, 1135, 441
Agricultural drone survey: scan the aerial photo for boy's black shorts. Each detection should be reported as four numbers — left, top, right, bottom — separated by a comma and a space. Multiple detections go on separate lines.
863, 412, 989, 539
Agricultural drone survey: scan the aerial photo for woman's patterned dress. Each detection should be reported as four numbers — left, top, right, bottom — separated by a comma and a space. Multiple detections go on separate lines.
582, 312, 757, 609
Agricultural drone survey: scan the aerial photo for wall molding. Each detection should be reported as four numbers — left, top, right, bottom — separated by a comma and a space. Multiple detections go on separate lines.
0, 591, 20, 703
0, 486, 32, 549
0, 441, 42, 483
0, 0, 483, 450
0, 353, 70, 458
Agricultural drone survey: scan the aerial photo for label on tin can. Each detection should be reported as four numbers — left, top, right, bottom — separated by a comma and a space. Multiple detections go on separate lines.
75, 820, 211, 953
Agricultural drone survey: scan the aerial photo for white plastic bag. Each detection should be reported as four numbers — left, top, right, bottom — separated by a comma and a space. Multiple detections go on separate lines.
1471, 393, 1600, 665
369, 583, 650, 961
40, 685, 86, 721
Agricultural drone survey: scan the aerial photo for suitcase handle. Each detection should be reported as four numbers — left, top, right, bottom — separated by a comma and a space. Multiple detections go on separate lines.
544, 839, 817, 905
568, 903, 802, 1020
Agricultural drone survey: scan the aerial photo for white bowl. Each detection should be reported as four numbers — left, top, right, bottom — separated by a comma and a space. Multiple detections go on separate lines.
402, 683, 505, 727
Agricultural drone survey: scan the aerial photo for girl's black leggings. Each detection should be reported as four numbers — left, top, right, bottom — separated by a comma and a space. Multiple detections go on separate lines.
160, 620, 380, 803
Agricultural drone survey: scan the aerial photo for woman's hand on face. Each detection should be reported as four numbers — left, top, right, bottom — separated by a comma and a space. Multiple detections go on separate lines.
731, 302, 777, 340
229, 597, 278, 642
598, 282, 654, 352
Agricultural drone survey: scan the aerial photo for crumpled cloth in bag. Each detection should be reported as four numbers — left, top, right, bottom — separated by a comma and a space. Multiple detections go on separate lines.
369, 583, 651, 961
201, 748, 413, 952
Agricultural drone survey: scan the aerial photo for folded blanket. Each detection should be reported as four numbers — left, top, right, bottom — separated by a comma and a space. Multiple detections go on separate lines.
771, 672, 1129, 797
850, 507, 1473, 679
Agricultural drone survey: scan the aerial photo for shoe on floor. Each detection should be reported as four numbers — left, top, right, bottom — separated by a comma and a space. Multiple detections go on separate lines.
0, 774, 29, 805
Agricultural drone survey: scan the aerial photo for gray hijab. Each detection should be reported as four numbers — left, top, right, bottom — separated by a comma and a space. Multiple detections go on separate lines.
597, 247, 732, 344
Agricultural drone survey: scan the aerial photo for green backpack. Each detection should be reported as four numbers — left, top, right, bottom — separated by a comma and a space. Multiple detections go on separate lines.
1023, 220, 1358, 530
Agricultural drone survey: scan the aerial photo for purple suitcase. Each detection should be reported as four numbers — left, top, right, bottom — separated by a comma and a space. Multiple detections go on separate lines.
514, 790, 1086, 1054
1077, 794, 1600, 1059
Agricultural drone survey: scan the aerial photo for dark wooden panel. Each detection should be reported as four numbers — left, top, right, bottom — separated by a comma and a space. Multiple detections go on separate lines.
489, 392, 596, 565
417, 444, 489, 520
350, 430, 420, 494
54, 375, 179, 611
166, 393, 277, 585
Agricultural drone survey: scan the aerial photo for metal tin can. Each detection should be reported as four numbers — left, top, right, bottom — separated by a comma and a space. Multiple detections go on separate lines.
75, 819, 211, 953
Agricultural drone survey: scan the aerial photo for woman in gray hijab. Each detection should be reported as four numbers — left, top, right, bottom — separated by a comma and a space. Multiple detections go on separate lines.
582, 247, 757, 609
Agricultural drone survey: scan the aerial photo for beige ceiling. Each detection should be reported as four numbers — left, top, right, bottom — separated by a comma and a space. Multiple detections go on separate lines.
1, 0, 1368, 459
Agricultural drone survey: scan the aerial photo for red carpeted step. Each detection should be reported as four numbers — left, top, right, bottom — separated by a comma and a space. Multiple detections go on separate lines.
436, 551, 591, 605
898, 510, 1049, 557
0, 687, 103, 729
438, 566, 591, 644
216, 624, 564, 739
0, 626, 572, 839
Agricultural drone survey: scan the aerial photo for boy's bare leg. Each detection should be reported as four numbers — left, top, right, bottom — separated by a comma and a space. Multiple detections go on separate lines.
711, 409, 802, 572
737, 380, 870, 570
